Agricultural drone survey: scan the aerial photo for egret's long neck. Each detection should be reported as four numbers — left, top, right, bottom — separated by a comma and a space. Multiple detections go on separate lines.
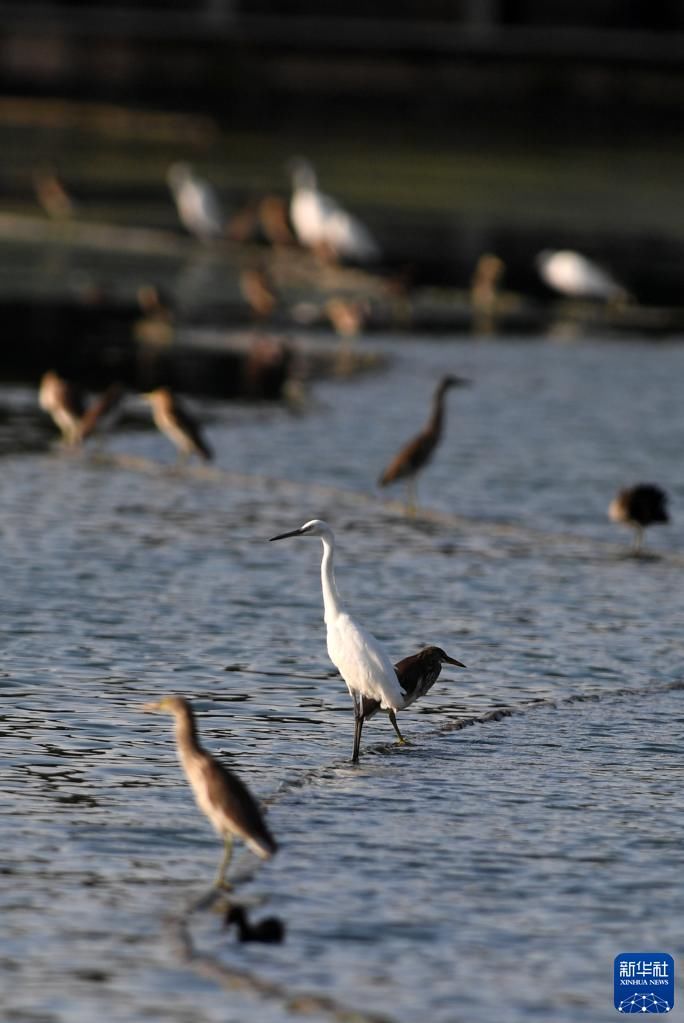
320, 535, 344, 623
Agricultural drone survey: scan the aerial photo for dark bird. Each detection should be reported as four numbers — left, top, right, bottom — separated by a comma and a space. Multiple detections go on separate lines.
143, 696, 277, 887
78, 383, 124, 442
361, 645, 466, 744
225, 904, 285, 944
142, 387, 213, 462
378, 375, 468, 513
608, 483, 669, 553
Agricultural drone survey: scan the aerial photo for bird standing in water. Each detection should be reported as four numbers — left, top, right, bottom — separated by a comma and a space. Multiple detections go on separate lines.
378, 374, 467, 513
361, 645, 466, 744
143, 387, 213, 462
536, 249, 628, 303
288, 157, 380, 264
39, 370, 84, 445
39, 371, 123, 447
143, 696, 277, 887
167, 163, 225, 241
270, 519, 405, 762
608, 483, 669, 554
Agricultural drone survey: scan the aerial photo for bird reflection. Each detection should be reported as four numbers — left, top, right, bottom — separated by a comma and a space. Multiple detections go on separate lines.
225, 903, 285, 944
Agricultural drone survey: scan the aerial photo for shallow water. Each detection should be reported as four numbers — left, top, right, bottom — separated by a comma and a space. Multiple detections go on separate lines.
1, 336, 683, 1022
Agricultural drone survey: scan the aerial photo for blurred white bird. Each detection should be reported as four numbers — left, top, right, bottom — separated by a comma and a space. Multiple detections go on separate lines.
167, 163, 225, 241
289, 157, 380, 264
536, 249, 628, 302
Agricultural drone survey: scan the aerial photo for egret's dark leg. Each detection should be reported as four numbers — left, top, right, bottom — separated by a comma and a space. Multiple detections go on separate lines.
351, 692, 363, 763
632, 525, 643, 555
388, 710, 407, 744
214, 834, 234, 888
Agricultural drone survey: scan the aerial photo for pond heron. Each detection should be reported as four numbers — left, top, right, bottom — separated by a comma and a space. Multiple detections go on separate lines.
143, 696, 277, 886
362, 645, 466, 743
378, 374, 468, 512
142, 387, 213, 462
608, 483, 669, 554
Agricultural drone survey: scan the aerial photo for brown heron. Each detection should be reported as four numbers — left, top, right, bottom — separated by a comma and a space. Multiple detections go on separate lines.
361, 645, 466, 744
608, 483, 669, 553
142, 387, 213, 462
143, 696, 277, 887
270, 519, 406, 763
225, 904, 285, 944
378, 374, 468, 512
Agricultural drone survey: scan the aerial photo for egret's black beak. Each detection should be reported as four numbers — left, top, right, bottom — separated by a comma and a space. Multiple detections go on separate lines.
269, 528, 304, 542
444, 655, 467, 668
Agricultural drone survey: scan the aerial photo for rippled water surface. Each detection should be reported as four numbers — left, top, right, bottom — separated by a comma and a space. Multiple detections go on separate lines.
1, 336, 683, 1022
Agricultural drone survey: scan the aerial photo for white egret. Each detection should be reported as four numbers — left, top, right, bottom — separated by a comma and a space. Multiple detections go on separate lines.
142, 387, 213, 462
536, 249, 628, 302
270, 519, 404, 761
608, 483, 669, 554
288, 158, 380, 264
167, 162, 225, 241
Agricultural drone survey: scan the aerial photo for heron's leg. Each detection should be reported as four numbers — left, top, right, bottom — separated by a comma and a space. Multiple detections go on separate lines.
351, 691, 363, 763
632, 525, 643, 555
388, 710, 407, 744
214, 834, 234, 888
406, 478, 417, 517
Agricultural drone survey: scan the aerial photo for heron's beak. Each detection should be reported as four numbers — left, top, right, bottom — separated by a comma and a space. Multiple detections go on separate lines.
269, 528, 304, 541
142, 700, 163, 713
444, 655, 466, 668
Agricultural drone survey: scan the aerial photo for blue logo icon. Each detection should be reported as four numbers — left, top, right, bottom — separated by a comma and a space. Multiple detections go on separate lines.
615, 953, 674, 1013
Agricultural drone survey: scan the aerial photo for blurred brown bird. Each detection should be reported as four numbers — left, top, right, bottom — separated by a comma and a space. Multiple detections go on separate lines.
143, 696, 277, 887
39, 371, 84, 445
239, 267, 278, 321
39, 372, 122, 446
361, 645, 466, 744
608, 483, 669, 553
378, 374, 468, 512
143, 387, 212, 462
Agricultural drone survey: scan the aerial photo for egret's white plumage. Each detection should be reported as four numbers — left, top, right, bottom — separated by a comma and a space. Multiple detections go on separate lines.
167, 162, 225, 241
289, 158, 380, 264
536, 249, 627, 302
270, 519, 404, 761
